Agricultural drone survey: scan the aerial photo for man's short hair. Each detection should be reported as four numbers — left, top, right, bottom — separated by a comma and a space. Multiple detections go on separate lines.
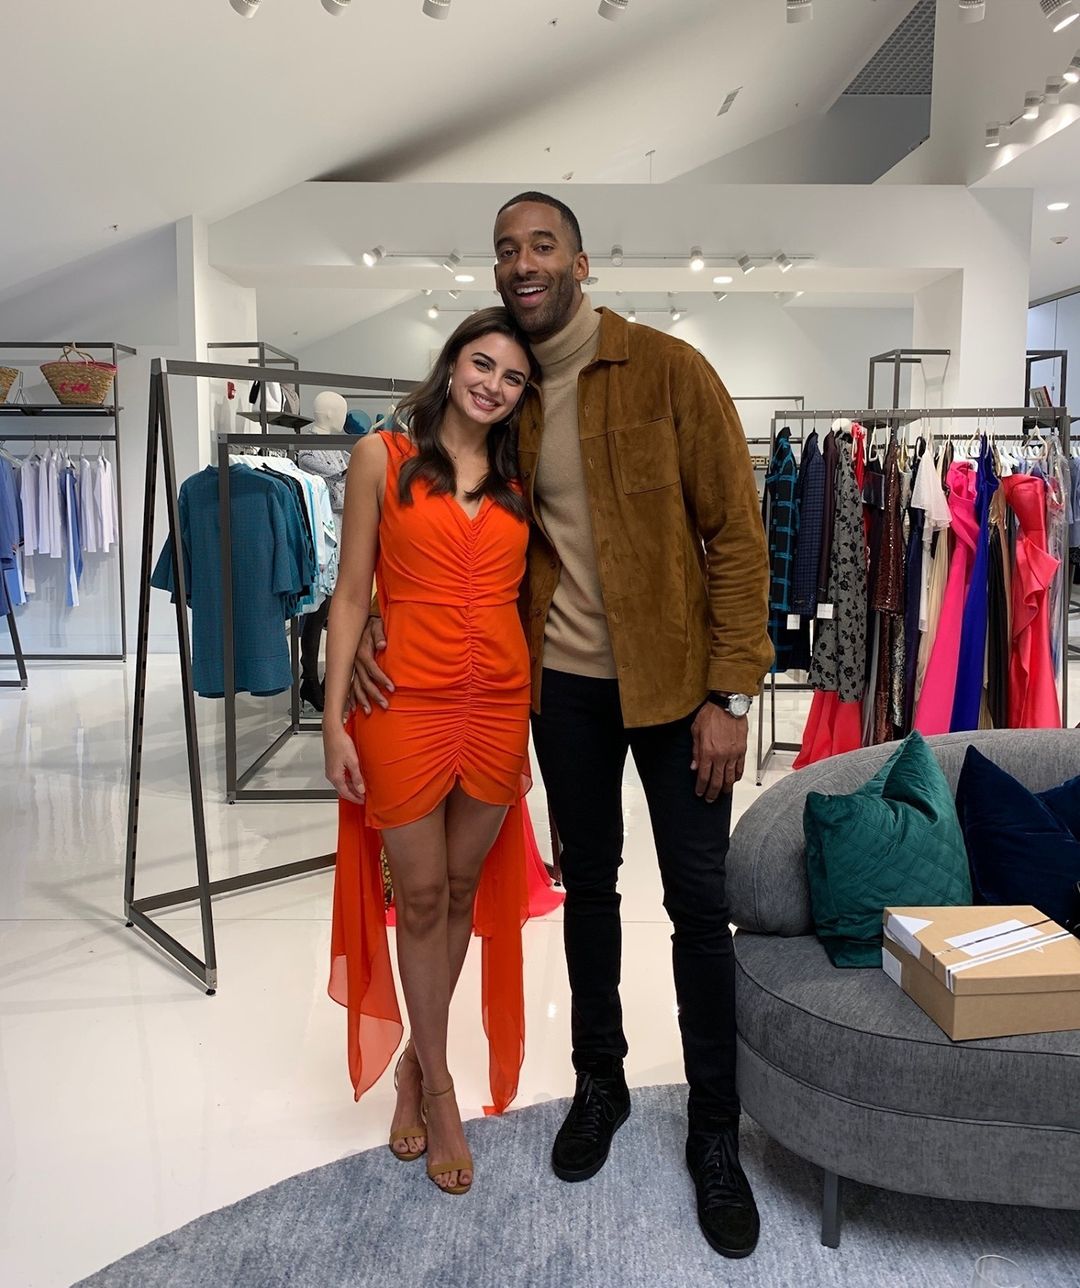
496, 191, 584, 254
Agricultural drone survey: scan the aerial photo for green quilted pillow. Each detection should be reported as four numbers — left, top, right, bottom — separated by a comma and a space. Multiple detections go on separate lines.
803, 731, 972, 968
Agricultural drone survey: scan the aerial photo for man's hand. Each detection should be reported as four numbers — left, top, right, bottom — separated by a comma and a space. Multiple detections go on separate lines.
349, 616, 393, 715
690, 704, 747, 802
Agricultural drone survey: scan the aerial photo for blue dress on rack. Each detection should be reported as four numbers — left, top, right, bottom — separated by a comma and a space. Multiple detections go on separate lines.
151, 464, 314, 698
950, 439, 998, 732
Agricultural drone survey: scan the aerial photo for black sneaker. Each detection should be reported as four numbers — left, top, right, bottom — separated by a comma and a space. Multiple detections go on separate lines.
686, 1126, 760, 1259
551, 1070, 631, 1182
300, 676, 324, 712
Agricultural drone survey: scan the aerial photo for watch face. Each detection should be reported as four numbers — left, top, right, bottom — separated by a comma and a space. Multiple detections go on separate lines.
728, 693, 753, 718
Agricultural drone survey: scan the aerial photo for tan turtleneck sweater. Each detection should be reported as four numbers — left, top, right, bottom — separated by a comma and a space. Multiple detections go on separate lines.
531, 296, 616, 679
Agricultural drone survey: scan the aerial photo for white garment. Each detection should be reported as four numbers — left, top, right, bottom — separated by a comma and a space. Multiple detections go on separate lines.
39, 450, 64, 558
911, 450, 951, 632
79, 456, 99, 554
96, 456, 119, 553
19, 458, 38, 593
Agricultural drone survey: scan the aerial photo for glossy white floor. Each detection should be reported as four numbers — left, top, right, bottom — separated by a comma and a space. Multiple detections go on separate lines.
2, 656, 1077, 1287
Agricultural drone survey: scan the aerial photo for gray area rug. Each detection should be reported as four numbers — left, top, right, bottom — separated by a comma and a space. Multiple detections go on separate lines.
75, 1084, 1079, 1288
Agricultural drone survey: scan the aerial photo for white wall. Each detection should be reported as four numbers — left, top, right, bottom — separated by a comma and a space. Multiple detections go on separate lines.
1028, 291, 1080, 412
295, 292, 913, 441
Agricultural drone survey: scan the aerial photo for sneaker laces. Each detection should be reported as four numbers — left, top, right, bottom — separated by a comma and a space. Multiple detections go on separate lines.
696, 1132, 749, 1210
565, 1073, 621, 1143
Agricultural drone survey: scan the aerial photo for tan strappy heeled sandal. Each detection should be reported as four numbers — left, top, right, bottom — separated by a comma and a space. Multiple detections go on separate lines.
387, 1044, 426, 1163
422, 1082, 474, 1196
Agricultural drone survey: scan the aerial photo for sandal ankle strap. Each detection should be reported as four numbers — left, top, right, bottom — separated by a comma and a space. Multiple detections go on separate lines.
422, 1082, 455, 1099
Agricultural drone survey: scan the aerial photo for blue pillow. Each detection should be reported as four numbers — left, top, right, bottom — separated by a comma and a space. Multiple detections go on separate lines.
954, 746, 1080, 929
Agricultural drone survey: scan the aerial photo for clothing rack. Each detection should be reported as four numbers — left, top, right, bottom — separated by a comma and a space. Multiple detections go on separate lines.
2, 612, 27, 689
758, 407, 1073, 769
207, 341, 299, 434
1026, 349, 1067, 411
124, 358, 415, 992
867, 350, 951, 410
0, 341, 134, 663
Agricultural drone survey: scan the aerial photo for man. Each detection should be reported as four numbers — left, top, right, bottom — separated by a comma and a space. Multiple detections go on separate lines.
355, 192, 772, 1258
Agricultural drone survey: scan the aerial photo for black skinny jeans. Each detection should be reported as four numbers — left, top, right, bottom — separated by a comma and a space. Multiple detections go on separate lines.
531, 668, 739, 1128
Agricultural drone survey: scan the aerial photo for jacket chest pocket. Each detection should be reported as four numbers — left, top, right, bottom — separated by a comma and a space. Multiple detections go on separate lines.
612, 417, 679, 494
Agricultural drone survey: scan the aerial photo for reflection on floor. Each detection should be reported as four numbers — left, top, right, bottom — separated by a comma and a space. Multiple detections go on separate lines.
1, 657, 1077, 1287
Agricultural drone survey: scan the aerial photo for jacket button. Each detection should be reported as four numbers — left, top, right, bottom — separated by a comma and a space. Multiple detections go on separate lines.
523, 469, 531, 479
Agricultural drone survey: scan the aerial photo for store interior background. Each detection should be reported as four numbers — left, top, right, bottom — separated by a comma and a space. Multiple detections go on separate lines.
3, 1, 1080, 1285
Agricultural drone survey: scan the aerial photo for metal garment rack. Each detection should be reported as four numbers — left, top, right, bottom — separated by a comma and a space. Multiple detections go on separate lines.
868, 349, 952, 410
0, 342, 135, 662
758, 406, 1074, 775
124, 357, 414, 992
1026, 348, 1068, 411
2, 612, 27, 688
207, 340, 300, 435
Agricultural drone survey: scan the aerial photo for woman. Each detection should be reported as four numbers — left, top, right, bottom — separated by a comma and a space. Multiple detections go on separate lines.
323, 308, 543, 1198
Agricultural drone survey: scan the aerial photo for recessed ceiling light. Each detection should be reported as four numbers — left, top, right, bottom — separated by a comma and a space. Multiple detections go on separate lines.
423, 0, 451, 17
737, 254, 755, 275
787, 0, 813, 22
985, 124, 1002, 148
361, 245, 385, 268
1048, 201, 1071, 211
598, 0, 629, 19
689, 246, 706, 272
454, 273, 475, 283
713, 274, 734, 285
1023, 92, 1043, 120
1041, 0, 1080, 34
958, 0, 985, 21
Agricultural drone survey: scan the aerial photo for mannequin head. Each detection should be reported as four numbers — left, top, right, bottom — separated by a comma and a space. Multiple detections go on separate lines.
312, 391, 347, 432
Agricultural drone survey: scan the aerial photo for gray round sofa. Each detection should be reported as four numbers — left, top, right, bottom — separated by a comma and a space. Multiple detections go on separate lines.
727, 728, 1080, 1247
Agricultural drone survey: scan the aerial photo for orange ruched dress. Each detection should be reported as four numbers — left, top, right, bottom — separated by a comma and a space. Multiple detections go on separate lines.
328, 430, 557, 1114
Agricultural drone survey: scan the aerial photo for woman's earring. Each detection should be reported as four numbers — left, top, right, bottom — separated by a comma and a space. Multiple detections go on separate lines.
446, 376, 453, 400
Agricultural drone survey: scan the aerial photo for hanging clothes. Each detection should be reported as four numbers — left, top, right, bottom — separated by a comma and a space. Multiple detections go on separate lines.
951, 439, 998, 732
151, 464, 315, 698
816, 430, 838, 604
764, 429, 811, 672
60, 459, 83, 608
901, 445, 927, 733
914, 460, 979, 736
791, 429, 825, 618
0, 455, 22, 615
986, 489, 1010, 730
795, 425, 867, 769
870, 436, 905, 745
1002, 472, 1061, 729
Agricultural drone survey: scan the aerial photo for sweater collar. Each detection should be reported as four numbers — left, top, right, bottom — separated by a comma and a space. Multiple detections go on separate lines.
532, 293, 601, 374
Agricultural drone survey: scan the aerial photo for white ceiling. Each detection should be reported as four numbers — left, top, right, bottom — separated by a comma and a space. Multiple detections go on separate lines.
1, 0, 916, 300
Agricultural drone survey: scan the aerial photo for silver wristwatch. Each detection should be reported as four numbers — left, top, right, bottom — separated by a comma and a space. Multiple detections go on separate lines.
707, 691, 753, 718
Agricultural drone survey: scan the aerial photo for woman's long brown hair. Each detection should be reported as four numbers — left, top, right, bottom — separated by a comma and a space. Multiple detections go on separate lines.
395, 307, 540, 521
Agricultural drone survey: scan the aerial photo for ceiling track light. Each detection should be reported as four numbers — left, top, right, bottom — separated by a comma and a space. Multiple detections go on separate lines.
447, 290, 461, 300
427, 304, 440, 320
229, 0, 260, 15
1046, 77, 1067, 104
361, 244, 385, 268
737, 253, 755, 275
610, 245, 624, 266
713, 292, 728, 303
985, 123, 1002, 148
958, 0, 985, 21
321, 0, 351, 12
441, 251, 462, 274
689, 246, 706, 272
775, 252, 794, 273
1041, 0, 1080, 33
598, 0, 629, 19
1023, 91, 1043, 120
670, 307, 682, 322
787, 0, 813, 23
423, 0, 451, 17
627, 309, 637, 323
1065, 52, 1080, 82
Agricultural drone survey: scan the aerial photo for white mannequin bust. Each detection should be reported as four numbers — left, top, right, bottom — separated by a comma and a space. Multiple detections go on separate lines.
312, 391, 347, 432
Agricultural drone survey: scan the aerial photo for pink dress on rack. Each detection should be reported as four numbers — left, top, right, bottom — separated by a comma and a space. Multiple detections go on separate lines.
913, 461, 979, 736
1002, 473, 1061, 729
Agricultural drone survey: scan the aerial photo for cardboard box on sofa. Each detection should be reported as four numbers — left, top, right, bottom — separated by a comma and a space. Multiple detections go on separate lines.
881, 905, 1080, 1041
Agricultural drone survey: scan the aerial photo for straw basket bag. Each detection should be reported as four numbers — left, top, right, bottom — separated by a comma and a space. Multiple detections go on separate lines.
40, 344, 117, 407
0, 366, 19, 403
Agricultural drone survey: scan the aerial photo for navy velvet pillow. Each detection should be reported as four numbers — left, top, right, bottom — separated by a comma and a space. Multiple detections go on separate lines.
954, 746, 1080, 929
